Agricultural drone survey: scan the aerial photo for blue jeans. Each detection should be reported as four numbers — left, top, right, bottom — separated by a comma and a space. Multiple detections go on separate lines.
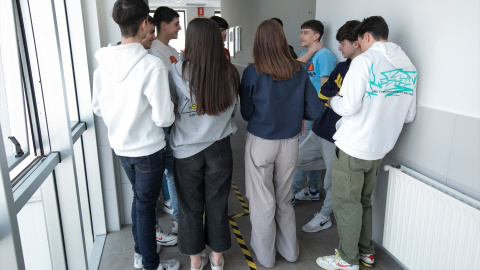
161, 129, 178, 219
174, 136, 232, 255
118, 149, 165, 270
292, 120, 320, 194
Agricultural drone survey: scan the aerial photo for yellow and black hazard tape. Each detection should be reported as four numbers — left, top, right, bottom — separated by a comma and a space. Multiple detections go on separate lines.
229, 181, 257, 269
231, 181, 250, 214
229, 212, 249, 219
229, 217, 257, 270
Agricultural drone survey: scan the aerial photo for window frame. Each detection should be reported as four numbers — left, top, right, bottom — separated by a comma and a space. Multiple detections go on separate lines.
0, 0, 107, 269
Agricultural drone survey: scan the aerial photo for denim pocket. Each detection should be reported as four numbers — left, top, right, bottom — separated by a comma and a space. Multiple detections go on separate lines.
213, 137, 232, 159
177, 151, 199, 161
118, 156, 127, 168
134, 156, 152, 173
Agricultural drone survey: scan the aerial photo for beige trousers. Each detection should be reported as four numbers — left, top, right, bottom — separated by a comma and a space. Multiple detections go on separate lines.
244, 132, 299, 267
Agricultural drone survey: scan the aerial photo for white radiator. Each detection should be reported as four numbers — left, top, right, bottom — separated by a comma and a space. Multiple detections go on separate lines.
383, 165, 480, 270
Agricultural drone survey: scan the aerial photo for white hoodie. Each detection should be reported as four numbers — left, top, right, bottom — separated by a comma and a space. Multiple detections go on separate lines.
330, 42, 417, 160
92, 43, 175, 157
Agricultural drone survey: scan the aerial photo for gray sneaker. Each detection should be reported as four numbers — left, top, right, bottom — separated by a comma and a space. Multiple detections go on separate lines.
302, 212, 332, 233
190, 254, 207, 270
209, 252, 224, 270
148, 259, 180, 270
172, 220, 178, 235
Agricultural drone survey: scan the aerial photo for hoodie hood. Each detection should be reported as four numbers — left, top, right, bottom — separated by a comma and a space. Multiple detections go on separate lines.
370, 42, 413, 69
170, 61, 193, 99
95, 43, 147, 82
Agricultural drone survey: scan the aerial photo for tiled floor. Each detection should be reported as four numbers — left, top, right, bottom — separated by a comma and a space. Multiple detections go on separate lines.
99, 114, 404, 270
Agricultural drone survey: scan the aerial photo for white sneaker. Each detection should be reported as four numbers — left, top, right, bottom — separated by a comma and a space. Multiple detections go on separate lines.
172, 220, 178, 235
162, 200, 174, 215
134, 252, 143, 269
191, 254, 207, 270
148, 259, 180, 270
360, 253, 375, 267
316, 249, 359, 269
156, 227, 177, 246
302, 212, 332, 233
209, 252, 224, 270
294, 187, 320, 201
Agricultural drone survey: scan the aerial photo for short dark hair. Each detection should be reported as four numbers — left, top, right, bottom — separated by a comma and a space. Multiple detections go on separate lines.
336, 20, 361, 42
355, 16, 389, 40
210, 16, 229, 29
153, 6, 179, 29
112, 0, 149, 38
147, 15, 154, 24
271, 18, 283, 27
301, 20, 324, 40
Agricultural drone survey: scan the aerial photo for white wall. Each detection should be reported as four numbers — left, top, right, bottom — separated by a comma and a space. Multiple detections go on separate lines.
81, 0, 123, 232
316, 0, 480, 118
175, 7, 219, 26
221, 0, 316, 68
96, 0, 122, 47
149, 6, 219, 27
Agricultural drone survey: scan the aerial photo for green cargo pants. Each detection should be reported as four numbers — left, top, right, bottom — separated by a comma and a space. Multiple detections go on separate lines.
331, 147, 383, 265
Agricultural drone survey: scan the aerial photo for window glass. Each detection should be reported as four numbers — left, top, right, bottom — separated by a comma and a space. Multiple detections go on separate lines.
74, 138, 94, 256
17, 188, 53, 269
0, 1, 31, 173
54, 0, 79, 127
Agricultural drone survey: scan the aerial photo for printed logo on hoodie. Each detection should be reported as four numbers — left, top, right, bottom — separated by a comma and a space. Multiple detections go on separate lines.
366, 63, 417, 99
180, 96, 197, 116
170, 56, 178, 64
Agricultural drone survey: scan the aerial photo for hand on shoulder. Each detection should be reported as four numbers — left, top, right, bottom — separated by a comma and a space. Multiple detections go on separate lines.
309, 41, 324, 53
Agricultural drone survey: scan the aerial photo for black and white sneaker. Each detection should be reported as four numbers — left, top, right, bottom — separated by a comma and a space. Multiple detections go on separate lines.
162, 200, 174, 216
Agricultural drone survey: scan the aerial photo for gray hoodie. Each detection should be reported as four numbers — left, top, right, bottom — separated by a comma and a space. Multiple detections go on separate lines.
168, 61, 237, 159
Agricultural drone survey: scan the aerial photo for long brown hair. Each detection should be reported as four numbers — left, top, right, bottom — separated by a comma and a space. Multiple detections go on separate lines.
253, 20, 300, 80
182, 18, 240, 115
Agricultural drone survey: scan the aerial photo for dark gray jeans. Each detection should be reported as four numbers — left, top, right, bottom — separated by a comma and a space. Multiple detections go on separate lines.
174, 136, 233, 255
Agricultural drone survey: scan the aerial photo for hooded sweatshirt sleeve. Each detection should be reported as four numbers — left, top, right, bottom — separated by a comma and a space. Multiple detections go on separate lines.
319, 64, 341, 103
143, 67, 175, 127
330, 56, 369, 116
168, 71, 179, 104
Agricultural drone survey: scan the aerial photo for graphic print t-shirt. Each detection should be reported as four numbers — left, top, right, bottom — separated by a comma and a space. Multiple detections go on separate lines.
300, 47, 336, 93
